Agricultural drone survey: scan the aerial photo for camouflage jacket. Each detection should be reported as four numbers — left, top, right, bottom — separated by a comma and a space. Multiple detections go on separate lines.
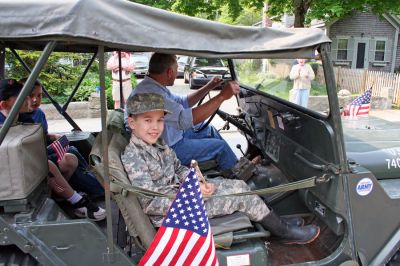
121, 134, 188, 220
121, 134, 268, 225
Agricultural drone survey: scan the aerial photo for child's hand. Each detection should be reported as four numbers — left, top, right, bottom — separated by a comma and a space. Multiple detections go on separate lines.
49, 133, 62, 142
200, 182, 215, 197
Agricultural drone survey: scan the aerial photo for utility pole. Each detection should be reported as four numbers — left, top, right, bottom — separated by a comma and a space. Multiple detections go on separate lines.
262, 2, 271, 73
0, 48, 5, 79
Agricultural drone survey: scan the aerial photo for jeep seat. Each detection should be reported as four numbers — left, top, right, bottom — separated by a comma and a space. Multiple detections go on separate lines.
90, 130, 269, 249
0, 124, 48, 212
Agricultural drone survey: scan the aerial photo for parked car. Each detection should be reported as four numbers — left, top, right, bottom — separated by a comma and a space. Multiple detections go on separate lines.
183, 57, 230, 90
132, 52, 150, 77
176, 55, 189, 78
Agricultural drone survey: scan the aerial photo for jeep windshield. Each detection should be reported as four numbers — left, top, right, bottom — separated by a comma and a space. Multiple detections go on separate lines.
234, 58, 329, 115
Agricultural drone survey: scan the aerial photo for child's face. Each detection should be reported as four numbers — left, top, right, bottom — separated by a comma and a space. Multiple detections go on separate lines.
128, 110, 165, 145
1, 95, 31, 113
30, 85, 43, 110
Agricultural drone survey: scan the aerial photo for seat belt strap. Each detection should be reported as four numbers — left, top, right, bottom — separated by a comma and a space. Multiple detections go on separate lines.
110, 175, 327, 199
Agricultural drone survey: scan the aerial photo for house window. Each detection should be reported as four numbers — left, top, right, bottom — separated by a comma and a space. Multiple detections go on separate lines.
337, 39, 348, 60
374, 40, 385, 61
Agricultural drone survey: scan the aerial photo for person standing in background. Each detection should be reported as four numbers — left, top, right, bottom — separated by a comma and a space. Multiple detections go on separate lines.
107, 51, 134, 109
289, 59, 315, 108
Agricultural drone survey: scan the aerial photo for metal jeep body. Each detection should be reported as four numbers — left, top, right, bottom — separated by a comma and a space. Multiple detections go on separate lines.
0, 0, 399, 265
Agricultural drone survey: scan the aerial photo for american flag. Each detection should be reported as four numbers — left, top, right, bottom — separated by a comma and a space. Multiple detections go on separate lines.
342, 88, 372, 117
139, 169, 218, 266
47, 135, 69, 162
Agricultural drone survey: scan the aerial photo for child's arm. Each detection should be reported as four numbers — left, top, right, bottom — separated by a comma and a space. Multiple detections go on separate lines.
121, 146, 177, 216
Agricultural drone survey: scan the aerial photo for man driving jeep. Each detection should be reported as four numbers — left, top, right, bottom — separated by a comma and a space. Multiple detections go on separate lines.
126, 53, 239, 173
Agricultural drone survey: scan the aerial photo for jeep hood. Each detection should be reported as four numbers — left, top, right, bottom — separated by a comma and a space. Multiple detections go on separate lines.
344, 116, 400, 179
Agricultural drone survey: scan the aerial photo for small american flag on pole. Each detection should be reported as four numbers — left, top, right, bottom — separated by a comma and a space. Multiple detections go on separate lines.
342, 88, 372, 118
139, 169, 218, 266
47, 135, 69, 162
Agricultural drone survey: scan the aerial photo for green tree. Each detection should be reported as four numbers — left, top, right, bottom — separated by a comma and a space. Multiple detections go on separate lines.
6, 51, 89, 95
131, 0, 264, 23
218, 5, 262, 25
267, 0, 400, 27
5, 50, 103, 103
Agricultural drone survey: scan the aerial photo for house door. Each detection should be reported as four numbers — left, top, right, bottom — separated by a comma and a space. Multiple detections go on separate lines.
353, 41, 368, 69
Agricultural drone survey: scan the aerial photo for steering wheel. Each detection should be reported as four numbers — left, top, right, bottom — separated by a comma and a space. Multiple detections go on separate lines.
192, 73, 232, 133
192, 92, 219, 133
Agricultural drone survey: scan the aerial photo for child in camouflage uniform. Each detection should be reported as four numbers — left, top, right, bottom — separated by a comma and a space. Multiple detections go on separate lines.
121, 93, 320, 244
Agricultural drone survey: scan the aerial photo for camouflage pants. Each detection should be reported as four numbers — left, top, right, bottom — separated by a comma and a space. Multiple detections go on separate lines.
143, 178, 269, 226
204, 178, 269, 222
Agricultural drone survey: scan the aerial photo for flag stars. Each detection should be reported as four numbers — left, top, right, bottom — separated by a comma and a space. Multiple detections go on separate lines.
161, 171, 212, 238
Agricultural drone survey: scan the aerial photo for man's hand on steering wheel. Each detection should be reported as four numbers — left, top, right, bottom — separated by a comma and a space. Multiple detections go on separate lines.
193, 80, 240, 133
220, 80, 240, 100
203, 76, 224, 91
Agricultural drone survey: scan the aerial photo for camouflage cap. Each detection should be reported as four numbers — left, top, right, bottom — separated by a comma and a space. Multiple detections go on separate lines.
126, 93, 171, 115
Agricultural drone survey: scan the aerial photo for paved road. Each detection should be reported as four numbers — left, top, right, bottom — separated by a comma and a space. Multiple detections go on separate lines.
48, 78, 399, 158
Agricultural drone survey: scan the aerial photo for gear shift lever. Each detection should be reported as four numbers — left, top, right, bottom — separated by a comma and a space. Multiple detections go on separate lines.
236, 144, 245, 156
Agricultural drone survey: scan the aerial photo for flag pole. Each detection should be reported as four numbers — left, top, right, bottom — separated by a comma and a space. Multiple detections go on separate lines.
191, 160, 207, 185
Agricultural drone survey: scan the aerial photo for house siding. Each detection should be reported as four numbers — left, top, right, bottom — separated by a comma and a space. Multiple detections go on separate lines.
330, 12, 397, 72
397, 33, 400, 72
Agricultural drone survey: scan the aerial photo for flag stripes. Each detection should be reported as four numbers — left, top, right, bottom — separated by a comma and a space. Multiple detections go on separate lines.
139, 169, 218, 266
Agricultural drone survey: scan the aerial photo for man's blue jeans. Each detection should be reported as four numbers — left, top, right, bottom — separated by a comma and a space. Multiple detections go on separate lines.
171, 125, 237, 171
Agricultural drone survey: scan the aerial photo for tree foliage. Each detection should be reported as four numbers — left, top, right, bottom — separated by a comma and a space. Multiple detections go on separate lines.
267, 0, 400, 27
132, 0, 400, 27
131, 0, 264, 23
5, 51, 88, 95
5, 50, 104, 103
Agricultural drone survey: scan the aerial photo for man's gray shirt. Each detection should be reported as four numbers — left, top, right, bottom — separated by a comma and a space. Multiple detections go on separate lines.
125, 76, 193, 146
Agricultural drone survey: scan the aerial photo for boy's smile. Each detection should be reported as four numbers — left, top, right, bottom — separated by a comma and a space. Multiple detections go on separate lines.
128, 110, 165, 145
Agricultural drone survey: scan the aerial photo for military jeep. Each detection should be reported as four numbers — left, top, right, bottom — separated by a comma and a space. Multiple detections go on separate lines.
1, 0, 400, 265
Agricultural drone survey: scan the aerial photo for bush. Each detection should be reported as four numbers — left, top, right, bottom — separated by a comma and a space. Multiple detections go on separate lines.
5, 50, 137, 110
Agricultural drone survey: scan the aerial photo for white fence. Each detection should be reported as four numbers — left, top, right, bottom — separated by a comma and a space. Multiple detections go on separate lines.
334, 67, 400, 106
